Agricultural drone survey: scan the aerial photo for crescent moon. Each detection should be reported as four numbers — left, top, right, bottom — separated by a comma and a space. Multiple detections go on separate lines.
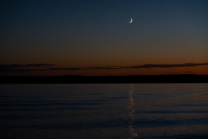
129, 18, 133, 23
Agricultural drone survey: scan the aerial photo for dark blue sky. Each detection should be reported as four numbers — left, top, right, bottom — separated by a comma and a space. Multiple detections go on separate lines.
1, 0, 208, 75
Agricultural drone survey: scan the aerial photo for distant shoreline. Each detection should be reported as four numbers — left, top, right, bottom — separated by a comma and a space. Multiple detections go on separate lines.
1, 75, 208, 83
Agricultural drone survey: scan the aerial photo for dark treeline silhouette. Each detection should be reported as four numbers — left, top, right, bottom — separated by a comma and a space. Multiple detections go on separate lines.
1, 74, 208, 83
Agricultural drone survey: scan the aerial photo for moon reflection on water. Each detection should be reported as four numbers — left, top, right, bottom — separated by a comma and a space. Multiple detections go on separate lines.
128, 84, 137, 138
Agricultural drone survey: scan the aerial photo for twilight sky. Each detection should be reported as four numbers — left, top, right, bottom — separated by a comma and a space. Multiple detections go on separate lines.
1, 0, 208, 76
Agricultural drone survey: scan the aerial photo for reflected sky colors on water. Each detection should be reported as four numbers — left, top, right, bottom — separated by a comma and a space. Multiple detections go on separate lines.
0, 84, 208, 139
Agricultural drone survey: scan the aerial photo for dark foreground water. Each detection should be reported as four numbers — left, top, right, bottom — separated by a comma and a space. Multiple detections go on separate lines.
0, 84, 208, 139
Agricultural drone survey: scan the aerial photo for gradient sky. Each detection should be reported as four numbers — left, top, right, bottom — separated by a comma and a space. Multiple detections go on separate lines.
1, 0, 208, 76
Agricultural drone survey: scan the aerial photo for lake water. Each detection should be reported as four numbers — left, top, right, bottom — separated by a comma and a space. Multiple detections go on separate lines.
0, 84, 208, 139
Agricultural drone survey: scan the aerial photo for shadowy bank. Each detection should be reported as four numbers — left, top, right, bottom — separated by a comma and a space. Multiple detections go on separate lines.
1, 74, 208, 84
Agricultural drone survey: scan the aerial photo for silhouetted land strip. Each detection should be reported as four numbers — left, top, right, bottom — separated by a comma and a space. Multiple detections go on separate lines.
1, 75, 208, 83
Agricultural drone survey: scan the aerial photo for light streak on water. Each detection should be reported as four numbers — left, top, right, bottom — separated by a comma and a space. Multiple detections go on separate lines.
129, 84, 137, 138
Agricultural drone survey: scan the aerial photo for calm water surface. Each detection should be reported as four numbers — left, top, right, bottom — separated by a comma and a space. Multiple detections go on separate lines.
0, 84, 208, 139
